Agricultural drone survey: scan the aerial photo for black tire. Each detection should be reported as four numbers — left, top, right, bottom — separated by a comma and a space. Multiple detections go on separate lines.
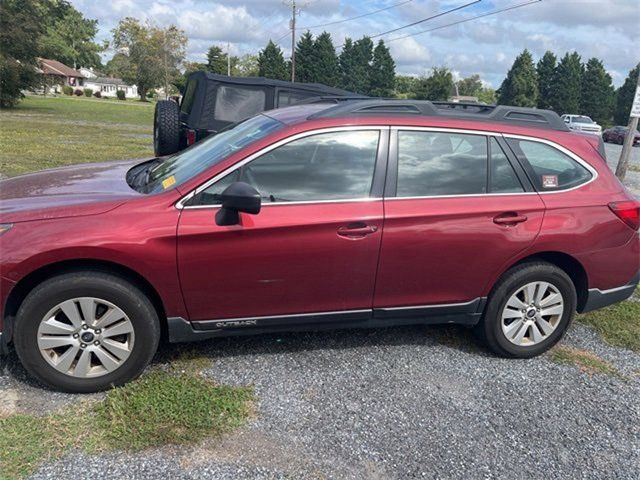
154, 100, 180, 156
14, 271, 160, 393
477, 262, 576, 358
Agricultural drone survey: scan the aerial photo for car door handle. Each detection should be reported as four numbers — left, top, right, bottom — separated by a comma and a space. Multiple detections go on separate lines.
493, 213, 528, 225
337, 223, 378, 237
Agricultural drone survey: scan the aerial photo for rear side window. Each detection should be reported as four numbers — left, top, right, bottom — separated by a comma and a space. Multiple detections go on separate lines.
181, 78, 198, 114
277, 90, 314, 107
215, 86, 266, 122
397, 131, 487, 197
506, 138, 592, 191
490, 138, 524, 193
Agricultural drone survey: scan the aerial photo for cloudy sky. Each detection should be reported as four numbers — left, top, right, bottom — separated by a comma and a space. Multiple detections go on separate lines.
70, 0, 639, 87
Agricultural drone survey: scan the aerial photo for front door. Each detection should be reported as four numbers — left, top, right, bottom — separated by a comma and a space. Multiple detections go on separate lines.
177, 127, 388, 324
374, 129, 545, 311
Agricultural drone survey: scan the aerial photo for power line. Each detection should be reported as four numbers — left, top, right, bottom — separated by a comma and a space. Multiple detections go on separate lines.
298, 0, 414, 30
336, 0, 481, 47
384, 0, 542, 44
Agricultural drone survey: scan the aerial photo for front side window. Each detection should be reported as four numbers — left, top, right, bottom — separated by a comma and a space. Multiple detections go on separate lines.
192, 130, 380, 205
397, 131, 488, 197
215, 86, 266, 122
145, 114, 283, 193
506, 138, 592, 191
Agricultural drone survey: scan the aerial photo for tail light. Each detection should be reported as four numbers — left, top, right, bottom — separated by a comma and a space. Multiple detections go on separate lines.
609, 201, 640, 230
186, 129, 196, 146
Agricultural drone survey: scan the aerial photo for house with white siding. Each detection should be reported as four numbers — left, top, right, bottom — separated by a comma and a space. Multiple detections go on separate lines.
79, 67, 139, 99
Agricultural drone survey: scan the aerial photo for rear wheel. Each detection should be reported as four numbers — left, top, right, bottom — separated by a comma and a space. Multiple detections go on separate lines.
477, 262, 576, 358
154, 100, 181, 156
14, 272, 160, 393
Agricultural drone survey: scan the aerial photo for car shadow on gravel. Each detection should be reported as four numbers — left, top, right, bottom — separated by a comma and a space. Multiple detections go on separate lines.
152, 323, 491, 366
0, 324, 488, 397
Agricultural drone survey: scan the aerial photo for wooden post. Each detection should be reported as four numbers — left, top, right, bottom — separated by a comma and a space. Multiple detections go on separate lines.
615, 72, 640, 180
290, 0, 296, 82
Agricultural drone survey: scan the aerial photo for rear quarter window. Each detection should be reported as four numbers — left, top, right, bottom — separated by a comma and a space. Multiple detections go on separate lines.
505, 138, 593, 191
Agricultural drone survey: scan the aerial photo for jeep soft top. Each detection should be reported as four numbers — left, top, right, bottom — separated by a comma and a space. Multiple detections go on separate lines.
153, 72, 361, 156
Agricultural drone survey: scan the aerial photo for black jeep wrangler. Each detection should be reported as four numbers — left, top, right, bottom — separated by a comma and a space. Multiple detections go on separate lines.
153, 72, 361, 156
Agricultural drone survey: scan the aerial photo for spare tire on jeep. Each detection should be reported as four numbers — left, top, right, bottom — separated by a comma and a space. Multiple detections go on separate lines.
154, 100, 180, 156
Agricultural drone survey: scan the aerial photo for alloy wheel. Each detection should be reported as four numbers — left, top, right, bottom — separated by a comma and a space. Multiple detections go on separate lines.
500, 282, 564, 346
36, 297, 135, 378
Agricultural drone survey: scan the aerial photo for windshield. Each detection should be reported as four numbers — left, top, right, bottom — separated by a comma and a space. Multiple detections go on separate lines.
573, 116, 594, 124
145, 114, 283, 193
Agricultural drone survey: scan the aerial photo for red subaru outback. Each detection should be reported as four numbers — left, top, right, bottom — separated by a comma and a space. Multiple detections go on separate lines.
1, 100, 638, 392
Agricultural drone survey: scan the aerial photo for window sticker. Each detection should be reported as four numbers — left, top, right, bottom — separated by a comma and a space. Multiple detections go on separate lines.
542, 175, 559, 188
162, 175, 177, 189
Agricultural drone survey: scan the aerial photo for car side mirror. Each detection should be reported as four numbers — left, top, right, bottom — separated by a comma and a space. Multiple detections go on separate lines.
215, 182, 261, 226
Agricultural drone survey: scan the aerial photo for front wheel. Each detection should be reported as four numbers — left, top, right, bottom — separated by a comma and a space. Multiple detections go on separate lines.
477, 262, 576, 358
14, 271, 160, 393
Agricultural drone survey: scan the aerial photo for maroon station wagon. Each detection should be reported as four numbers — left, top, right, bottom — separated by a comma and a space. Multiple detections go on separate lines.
1, 100, 638, 392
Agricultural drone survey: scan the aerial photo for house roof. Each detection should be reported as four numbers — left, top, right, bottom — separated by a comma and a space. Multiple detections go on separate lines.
37, 58, 84, 78
88, 77, 131, 86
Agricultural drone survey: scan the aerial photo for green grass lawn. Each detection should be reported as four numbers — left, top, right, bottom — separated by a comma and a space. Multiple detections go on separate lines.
0, 95, 155, 177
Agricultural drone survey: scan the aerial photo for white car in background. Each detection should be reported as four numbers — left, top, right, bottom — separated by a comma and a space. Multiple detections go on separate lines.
561, 114, 602, 135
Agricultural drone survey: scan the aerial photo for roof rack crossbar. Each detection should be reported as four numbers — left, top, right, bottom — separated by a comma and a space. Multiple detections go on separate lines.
308, 99, 569, 132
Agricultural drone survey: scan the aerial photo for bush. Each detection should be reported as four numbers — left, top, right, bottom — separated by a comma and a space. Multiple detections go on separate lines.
62, 85, 73, 96
146, 90, 156, 100
83, 88, 93, 97
73, 88, 83, 96
93, 91, 101, 98
116, 90, 126, 101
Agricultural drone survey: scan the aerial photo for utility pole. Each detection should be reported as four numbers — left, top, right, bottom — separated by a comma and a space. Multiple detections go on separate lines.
227, 42, 231, 76
290, 0, 297, 82
615, 72, 640, 181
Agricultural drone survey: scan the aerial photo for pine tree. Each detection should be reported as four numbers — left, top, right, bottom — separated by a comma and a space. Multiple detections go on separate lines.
550, 52, 582, 114
294, 31, 315, 83
258, 40, 288, 80
338, 38, 358, 91
312, 31, 339, 87
580, 58, 614, 125
497, 49, 538, 107
369, 40, 395, 97
206, 46, 228, 74
342, 36, 374, 94
414, 67, 453, 100
614, 63, 640, 126
536, 51, 556, 110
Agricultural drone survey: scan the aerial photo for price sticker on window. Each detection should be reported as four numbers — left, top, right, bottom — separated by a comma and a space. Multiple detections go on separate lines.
542, 175, 558, 188
162, 175, 176, 189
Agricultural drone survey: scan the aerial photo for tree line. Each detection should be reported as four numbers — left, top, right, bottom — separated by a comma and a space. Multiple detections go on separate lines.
1, 1, 638, 128
498, 49, 639, 127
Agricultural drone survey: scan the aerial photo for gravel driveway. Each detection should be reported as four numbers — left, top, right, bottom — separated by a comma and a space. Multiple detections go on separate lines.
1, 142, 639, 479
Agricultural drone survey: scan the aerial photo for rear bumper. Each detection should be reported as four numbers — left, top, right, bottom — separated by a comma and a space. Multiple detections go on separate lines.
581, 271, 639, 313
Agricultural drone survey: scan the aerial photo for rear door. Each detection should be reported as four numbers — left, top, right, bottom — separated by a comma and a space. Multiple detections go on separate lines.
177, 127, 388, 325
374, 127, 545, 313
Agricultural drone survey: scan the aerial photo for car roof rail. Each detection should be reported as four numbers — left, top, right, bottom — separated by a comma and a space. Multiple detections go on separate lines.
295, 95, 371, 105
309, 99, 570, 131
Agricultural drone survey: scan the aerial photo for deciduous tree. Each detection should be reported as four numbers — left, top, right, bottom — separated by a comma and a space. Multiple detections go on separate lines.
457, 74, 482, 97
0, 0, 45, 107
111, 18, 187, 101
414, 67, 454, 101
